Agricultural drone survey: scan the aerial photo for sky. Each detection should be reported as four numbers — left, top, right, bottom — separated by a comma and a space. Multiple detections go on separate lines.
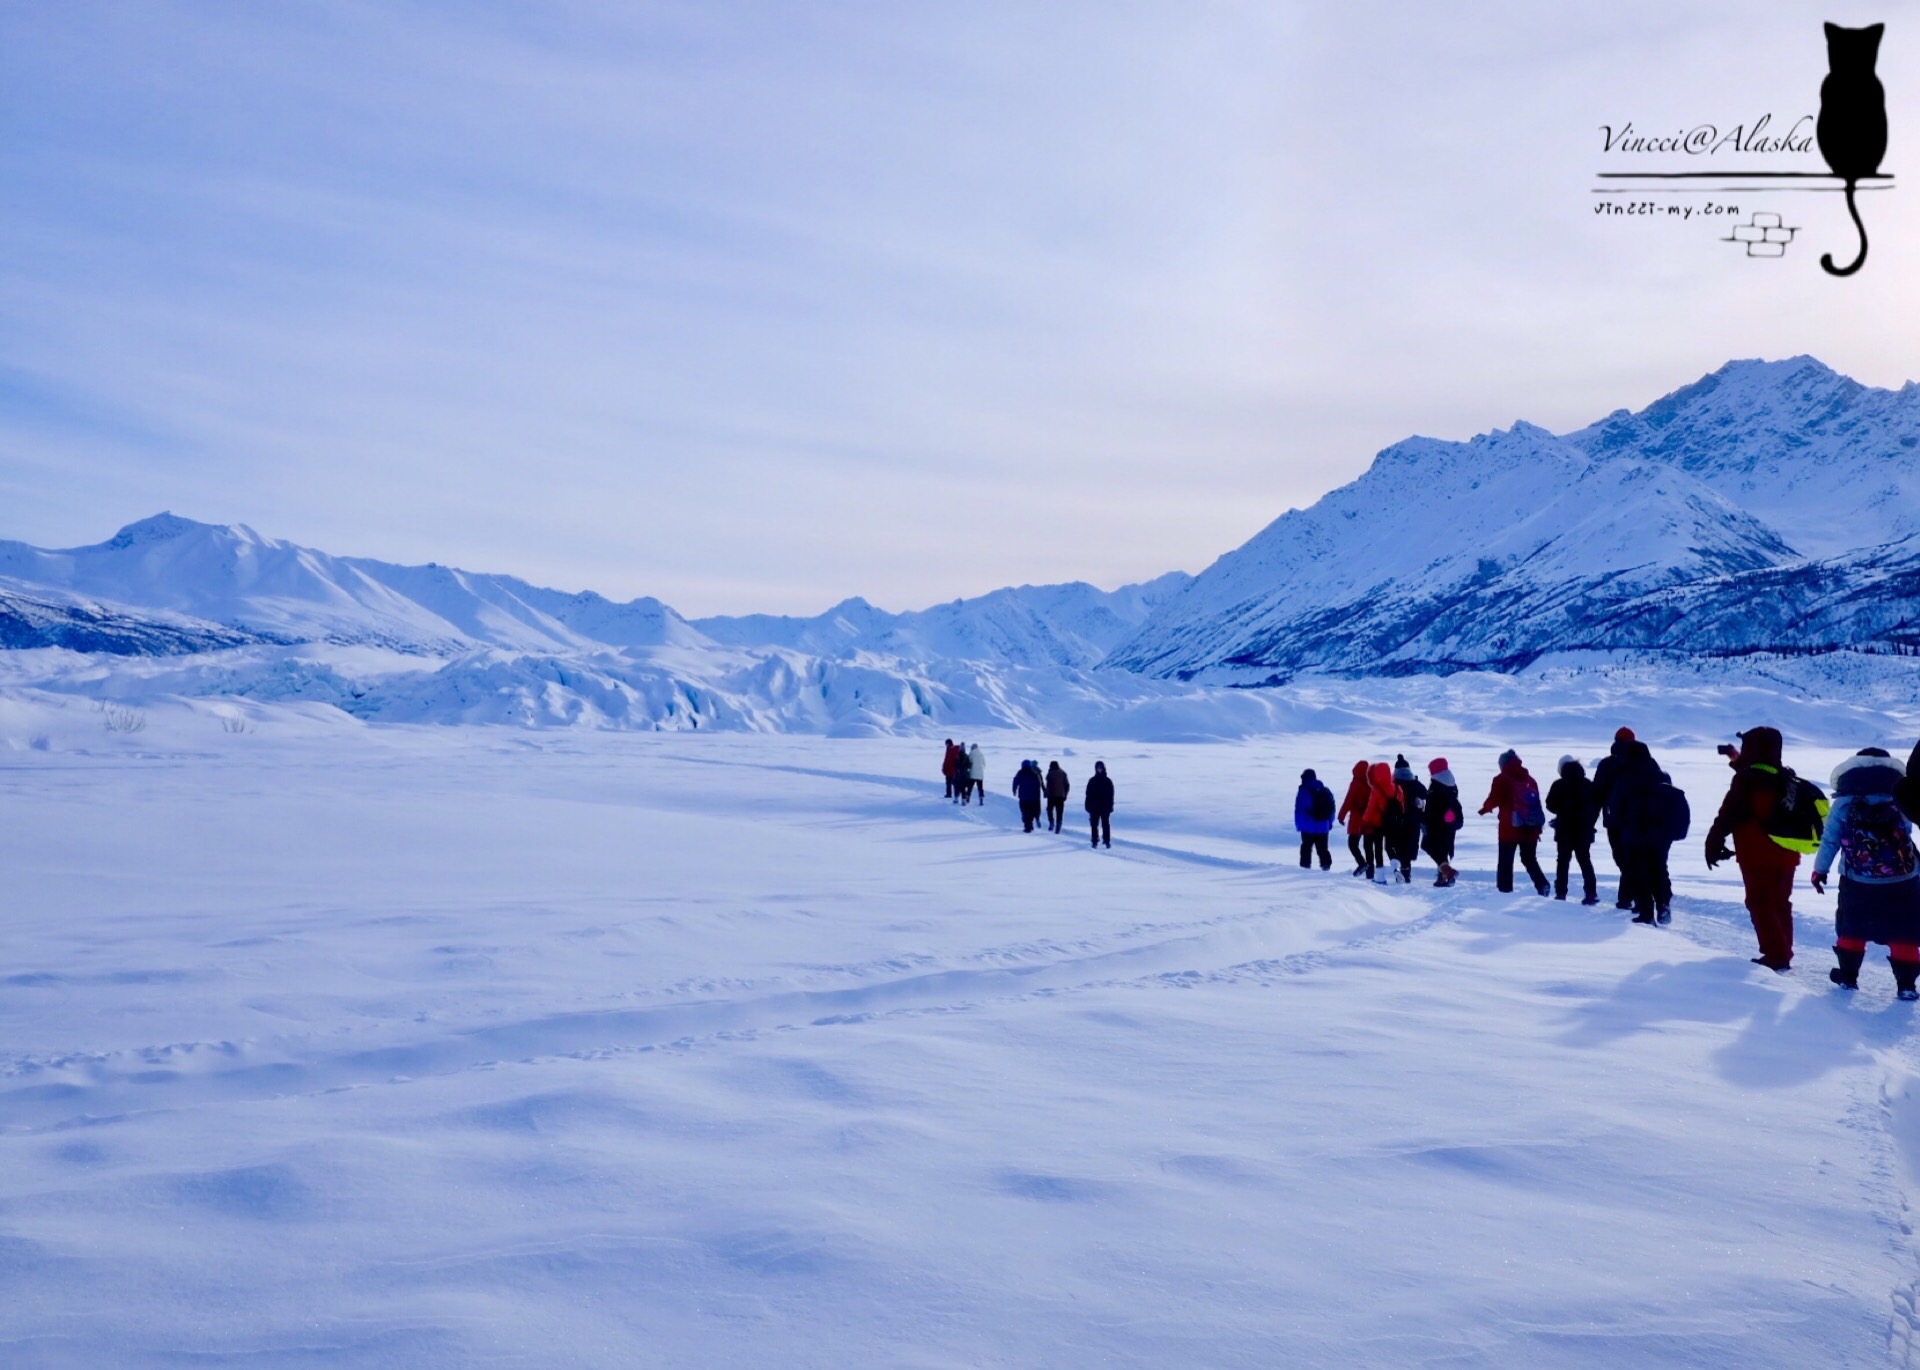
3, 1, 1918, 615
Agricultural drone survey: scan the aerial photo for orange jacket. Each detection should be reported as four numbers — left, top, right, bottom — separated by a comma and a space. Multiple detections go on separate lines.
1338, 761, 1376, 834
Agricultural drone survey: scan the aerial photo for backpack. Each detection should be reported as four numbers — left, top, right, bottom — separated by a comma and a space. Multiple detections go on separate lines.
1514, 776, 1545, 831
1651, 782, 1690, 843
1767, 772, 1828, 855
1839, 798, 1917, 881
1309, 784, 1336, 823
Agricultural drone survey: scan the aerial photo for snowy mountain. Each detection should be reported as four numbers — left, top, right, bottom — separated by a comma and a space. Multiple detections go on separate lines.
0, 513, 714, 654
9, 354, 1920, 730
0, 513, 1186, 672
695, 573, 1191, 670
1566, 356, 1920, 557
1111, 356, 1920, 683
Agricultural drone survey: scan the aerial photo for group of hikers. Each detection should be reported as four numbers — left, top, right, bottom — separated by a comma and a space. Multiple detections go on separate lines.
1294, 730, 1691, 919
1297, 724, 1920, 1000
941, 725, 1920, 998
941, 739, 1115, 847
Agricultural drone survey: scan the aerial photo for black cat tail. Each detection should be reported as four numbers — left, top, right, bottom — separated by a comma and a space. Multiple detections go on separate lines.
1822, 180, 1869, 277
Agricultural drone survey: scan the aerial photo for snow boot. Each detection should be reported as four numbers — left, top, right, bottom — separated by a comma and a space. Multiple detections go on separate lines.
1580, 894, 1600, 907
1892, 957, 1920, 1002
1631, 912, 1656, 925
1829, 945, 1865, 991
1655, 906, 1671, 926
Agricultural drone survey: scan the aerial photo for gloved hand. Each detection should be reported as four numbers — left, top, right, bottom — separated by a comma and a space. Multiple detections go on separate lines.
1811, 870, 1828, 894
1705, 842, 1734, 870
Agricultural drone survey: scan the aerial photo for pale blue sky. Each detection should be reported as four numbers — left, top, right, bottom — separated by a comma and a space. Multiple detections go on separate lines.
3, 1, 1916, 613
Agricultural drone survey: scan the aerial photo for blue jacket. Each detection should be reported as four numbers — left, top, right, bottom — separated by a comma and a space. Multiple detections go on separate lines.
1011, 764, 1043, 806
1294, 780, 1334, 835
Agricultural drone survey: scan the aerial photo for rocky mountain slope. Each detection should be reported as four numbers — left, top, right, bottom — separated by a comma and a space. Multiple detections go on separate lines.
1110, 357, 1920, 682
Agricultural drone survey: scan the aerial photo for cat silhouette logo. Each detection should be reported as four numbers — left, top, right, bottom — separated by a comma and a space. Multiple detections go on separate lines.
1816, 21, 1886, 275
1592, 21, 1892, 279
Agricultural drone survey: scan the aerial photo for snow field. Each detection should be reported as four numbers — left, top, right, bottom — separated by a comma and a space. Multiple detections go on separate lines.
1, 720, 1918, 1366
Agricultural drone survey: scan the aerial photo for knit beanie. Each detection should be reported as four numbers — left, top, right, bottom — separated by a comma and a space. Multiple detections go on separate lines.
1615, 726, 1635, 742
1301, 768, 1317, 782
1428, 757, 1448, 776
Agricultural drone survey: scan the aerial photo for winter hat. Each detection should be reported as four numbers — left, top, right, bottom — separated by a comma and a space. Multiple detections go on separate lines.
1301, 768, 1317, 782
1428, 757, 1448, 776
1394, 757, 1414, 781
1498, 749, 1520, 769
1615, 726, 1635, 742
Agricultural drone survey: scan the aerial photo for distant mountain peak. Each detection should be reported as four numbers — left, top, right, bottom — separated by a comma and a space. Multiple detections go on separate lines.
103, 512, 213, 549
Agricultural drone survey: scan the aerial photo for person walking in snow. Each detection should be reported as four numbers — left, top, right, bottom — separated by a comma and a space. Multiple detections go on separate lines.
1705, 726, 1827, 972
943, 738, 961, 801
1085, 760, 1115, 848
1649, 769, 1690, 923
1812, 748, 1920, 999
1011, 759, 1044, 832
1480, 750, 1550, 895
967, 743, 986, 805
1338, 760, 1378, 879
1591, 726, 1640, 909
1044, 760, 1071, 833
1546, 756, 1599, 905
1295, 768, 1336, 870
1422, 758, 1463, 887
1363, 762, 1399, 885
953, 742, 975, 806
1389, 755, 1427, 883
1601, 738, 1665, 922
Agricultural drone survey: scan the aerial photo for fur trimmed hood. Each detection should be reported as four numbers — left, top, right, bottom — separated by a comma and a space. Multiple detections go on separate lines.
1832, 748, 1903, 797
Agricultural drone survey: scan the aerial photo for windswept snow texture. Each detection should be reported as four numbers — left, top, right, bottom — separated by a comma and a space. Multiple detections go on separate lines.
3, 703, 1920, 1366
1112, 356, 1920, 682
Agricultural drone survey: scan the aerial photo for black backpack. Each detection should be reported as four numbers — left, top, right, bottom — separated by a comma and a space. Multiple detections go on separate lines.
1652, 782, 1690, 843
1768, 772, 1827, 855
1309, 784, 1336, 823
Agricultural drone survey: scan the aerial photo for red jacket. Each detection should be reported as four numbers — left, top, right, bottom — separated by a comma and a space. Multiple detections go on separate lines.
942, 743, 961, 778
1367, 762, 1398, 831
1338, 761, 1378, 835
1480, 756, 1541, 844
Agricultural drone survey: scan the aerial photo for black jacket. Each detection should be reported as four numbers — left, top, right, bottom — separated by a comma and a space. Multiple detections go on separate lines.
1084, 772, 1115, 816
1546, 774, 1597, 845
1606, 742, 1665, 845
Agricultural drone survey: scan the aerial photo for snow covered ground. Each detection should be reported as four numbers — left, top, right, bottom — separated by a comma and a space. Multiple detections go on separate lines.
5, 695, 1920, 1367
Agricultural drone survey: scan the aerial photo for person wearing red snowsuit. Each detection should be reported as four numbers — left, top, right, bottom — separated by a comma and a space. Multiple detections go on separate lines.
1365, 762, 1400, 884
1480, 750, 1550, 895
1338, 760, 1384, 879
942, 739, 962, 802
1705, 726, 1803, 971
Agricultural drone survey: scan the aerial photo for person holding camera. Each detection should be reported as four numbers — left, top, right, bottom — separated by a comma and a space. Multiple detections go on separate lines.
1705, 727, 1827, 972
